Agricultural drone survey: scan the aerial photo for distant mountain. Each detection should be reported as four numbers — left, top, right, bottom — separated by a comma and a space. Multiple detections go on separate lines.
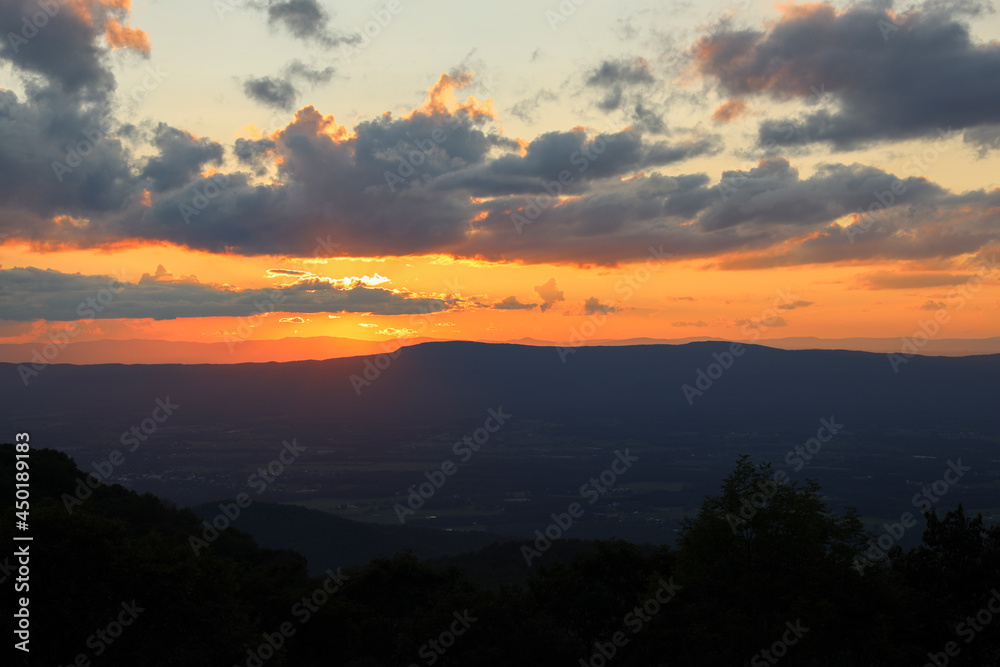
0, 335, 437, 365
3, 340, 997, 435
2, 334, 997, 365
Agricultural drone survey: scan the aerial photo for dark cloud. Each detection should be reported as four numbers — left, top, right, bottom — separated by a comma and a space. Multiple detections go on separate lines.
0, 267, 450, 321
493, 296, 536, 310
586, 58, 655, 111
284, 59, 335, 84
672, 320, 708, 327
243, 60, 335, 110
0, 0, 118, 96
963, 125, 1000, 157
257, 0, 358, 48
0, 87, 138, 217
142, 124, 225, 192
2, 47, 998, 272
432, 128, 720, 197
696, 3, 1000, 149
534, 278, 564, 312
233, 137, 277, 167
244, 77, 298, 110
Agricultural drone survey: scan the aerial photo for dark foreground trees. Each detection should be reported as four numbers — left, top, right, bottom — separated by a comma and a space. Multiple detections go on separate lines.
2, 445, 998, 666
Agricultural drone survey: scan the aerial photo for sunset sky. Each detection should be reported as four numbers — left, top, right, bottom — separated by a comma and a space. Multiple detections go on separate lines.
1, 0, 999, 358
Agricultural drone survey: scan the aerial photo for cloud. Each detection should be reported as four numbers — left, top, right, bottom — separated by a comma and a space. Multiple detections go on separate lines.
0, 0, 149, 96
104, 17, 151, 54
243, 59, 336, 110
585, 57, 656, 111
963, 124, 1000, 157
583, 297, 617, 315
856, 271, 976, 290
376, 327, 418, 337
777, 300, 813, 310
266, 269, 311, 277
278, 316, 305, 323
2, 56, 999, 271
244, 77, 298, 110
696, 2, 1000, 149
493, 296, 536, 310
712, 99, 747, 123
141, 124, 225, 192
508, 89, 558, 124
672, 320, 709, 327
919, 300, 948, 310
0, 267, 450, 321
256, 0, 357, 48
736, 315, 787, 329
534, 278, 564, 312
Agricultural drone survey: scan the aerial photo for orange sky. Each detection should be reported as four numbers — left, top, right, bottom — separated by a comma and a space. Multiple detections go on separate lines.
1, 0, 998, 360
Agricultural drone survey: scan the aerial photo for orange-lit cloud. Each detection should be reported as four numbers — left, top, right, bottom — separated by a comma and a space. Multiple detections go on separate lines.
104, 16, 150, 53
279, 106, 351, 142
712, 98, 747, 122
405, 72, 497, 121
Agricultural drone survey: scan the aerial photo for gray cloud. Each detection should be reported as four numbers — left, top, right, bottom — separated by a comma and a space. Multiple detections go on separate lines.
256, 0, 359, 48
586, 57, 656, 112
493, 296, 536, 310
0, 267, 451, 321
696, 3, 1000, 149
244, 77, 298, 110
243, 59, 336, 110
142, 124, 225, 192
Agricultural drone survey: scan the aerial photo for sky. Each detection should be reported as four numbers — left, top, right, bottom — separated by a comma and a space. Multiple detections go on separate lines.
1, 0, 999, 359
